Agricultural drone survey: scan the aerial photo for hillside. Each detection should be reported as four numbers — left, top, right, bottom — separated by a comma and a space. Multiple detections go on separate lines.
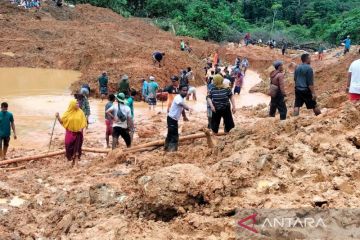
0, 1, 217, 95
1, 1, 360, 239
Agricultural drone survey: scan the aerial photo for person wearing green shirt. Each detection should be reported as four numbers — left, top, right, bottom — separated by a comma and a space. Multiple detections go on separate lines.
98, 71, 109, 101
118, 74, 130, 97
0, 102, 17, 160
180, 40, 185, 51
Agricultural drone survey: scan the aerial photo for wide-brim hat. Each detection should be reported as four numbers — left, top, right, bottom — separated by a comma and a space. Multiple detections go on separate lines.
116, 92, 126, 103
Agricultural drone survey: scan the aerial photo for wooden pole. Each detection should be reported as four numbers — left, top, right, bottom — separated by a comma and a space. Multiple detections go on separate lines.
0, 150, 65, 166
0, 131, 226, 166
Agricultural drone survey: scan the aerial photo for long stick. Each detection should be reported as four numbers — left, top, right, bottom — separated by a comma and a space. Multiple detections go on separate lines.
0, 131, 226, 166
48, 117, 57, 152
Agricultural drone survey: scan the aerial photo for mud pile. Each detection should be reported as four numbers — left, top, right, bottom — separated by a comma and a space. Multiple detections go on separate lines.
2, 100, 360, 239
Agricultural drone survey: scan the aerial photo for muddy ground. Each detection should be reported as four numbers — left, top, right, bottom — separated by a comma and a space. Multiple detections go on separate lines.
1, 0, 360, 239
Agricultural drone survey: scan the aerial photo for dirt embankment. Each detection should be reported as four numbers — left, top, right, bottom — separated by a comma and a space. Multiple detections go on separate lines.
0, 0, 217, 95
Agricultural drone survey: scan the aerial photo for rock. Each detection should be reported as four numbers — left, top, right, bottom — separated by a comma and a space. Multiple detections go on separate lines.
141, 164, 212, 209
89, 183, 125, 206
312, 196, 328, 207
332, 177, 353, 194
9, 196, 26, 207
257, 154, 272, 169
56, 213, 74, 234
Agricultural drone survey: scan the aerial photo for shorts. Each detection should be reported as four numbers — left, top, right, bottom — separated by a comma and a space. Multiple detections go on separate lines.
100, 86, 108, 95
349, 93, 360, 101
294, 88, 317, 109
0, 136, 10, 148
234, 86, 241, 94
148, 97, 157, 106
105, 119, 113, 135
112, 127, 131, 147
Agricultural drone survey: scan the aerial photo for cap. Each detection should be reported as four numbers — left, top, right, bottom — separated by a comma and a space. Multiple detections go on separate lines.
273, 60, 283, 70
121, 75, 129, 81
149, 76, 155, 81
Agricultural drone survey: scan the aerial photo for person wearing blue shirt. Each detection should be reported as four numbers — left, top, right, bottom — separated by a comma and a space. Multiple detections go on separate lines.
343, 35, 351, 55
0, 102, 17, 160
141, 79, 148, 102
147, 76, 159, 111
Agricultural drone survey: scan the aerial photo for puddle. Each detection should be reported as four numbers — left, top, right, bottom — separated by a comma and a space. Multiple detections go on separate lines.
0, 67, 81, 149
0, 67, 81, 96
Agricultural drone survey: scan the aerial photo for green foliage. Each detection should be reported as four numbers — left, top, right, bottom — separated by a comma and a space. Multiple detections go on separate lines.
70, 0, 360, 44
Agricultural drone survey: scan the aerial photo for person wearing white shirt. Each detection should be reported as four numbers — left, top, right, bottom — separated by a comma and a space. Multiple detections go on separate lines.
347, 49, 360, 101
106, 93, 134, 149
165, 85, 192, 152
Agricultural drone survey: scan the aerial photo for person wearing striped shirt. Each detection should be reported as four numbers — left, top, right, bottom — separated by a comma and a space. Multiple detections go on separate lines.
207, 74, 236, 134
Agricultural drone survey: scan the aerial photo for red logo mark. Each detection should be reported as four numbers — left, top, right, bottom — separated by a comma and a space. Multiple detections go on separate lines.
238, 213, 258, 234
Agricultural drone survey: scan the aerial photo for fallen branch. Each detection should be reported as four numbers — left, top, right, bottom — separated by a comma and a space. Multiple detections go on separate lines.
0, 165, 26, 171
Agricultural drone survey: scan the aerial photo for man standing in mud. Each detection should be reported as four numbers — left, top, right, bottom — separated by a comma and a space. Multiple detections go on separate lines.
98, 71, 109, 101
0, 102, 16, 160
164, 85, 192, 152
347, 49, 360, 101
293, 53, 321, 116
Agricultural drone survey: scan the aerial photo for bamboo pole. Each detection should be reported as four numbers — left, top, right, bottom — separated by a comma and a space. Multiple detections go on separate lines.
0, 131, 226, 166
0, 150, 65, 166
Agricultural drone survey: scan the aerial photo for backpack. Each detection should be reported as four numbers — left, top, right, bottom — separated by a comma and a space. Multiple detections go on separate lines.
117, 103, 127, 122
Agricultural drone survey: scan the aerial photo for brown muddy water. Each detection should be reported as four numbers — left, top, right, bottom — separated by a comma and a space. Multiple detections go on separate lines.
0, 67, 269, 151
0, 68, 81, 149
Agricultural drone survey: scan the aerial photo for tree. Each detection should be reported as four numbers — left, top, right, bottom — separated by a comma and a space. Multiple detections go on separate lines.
271, 3, 282, 33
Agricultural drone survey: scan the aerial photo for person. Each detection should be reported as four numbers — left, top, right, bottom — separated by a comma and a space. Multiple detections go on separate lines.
213, 50, 219, 66
127, 89, 136, 141
98, 71, 109, 101
282, 42, 287, 55
147, 76, 159, 111
185, 67, 196, 101
206, 57, 212, 72
235, 56, 241, 66
76, 90, 90, 125
347, 49, 360, 101
163, 76, 189, 120
180, 40, 185, 51
318, 44, 325, 61
105, 94, 115, 148
293, 53, 321, 116
185, 41, 192, 53
241, 58, 249, 75
233, 69, 244, 95
127, 89, 136, 119
0, 102, 16, 160
106, 93, 134, 149
118, 74, 130, 97
80, 83, 90, 96
269, 40, 274, 49
141, 78, 148, 102
152, 51, 165, 67
180, 69, 189, 86
244, 33, 251, 46
206, 78, 215, 129
343, 36, 351, 55
55, 99, 87, 166
269, 61, 287, 120
207, 74, 236, 134
164, 85, 192, 152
